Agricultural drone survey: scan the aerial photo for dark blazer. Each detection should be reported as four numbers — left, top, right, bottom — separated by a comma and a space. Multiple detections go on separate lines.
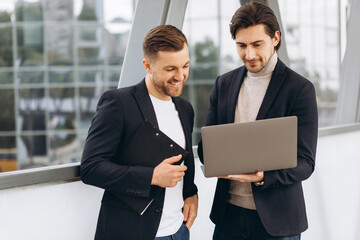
198, 59, 318, 236
81, 80, 198, 240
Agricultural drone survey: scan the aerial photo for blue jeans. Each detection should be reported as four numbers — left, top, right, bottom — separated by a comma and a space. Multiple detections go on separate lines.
213, 203, 301, 240
155, 224, 189, 240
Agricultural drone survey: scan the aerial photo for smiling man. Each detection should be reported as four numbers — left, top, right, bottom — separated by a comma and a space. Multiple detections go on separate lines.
198, 1, 318, 240
81, 25, 198, 240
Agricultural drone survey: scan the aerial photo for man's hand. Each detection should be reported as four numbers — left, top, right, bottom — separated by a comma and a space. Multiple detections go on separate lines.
183, 194, 198, 230
219, 171, 264, 182
151, 155, 187, 188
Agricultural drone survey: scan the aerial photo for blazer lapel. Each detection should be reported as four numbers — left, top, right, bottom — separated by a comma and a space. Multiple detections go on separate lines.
256, 59, 287, 120
133, 79, 159, 128
227, 67, 247, 123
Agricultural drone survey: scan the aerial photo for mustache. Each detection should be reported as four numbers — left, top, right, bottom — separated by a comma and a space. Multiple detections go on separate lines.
245, 58, 261, 62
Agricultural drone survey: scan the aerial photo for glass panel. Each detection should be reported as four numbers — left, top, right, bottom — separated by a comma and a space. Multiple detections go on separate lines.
0, 89, 15, 131
77, 25, 104, 66
47, 25, 74, 66
78, 25, 102, 42
15, 0, 43, 22
75, 1, 100, 22
79, 133, 87, 150
279, 0, 341, 127
0, 0, 137, 174
327, 29, 338, 46
314, 1, 325, 26
19, 88, 46, 131
0, 72, 14, 84
220, 20, 242, 74
79, 70, 103, 83
184, 19, 219, 46
190, 38, 219, 80
78, 47, 102, 65
105, 23, 131, 65
326, 0, 338, 28
48, 88, 76, 130
191, 63, 218, 81
195, 84, 213, 134
103, 0, 133, 23
0, 136, 17, 173
220, 0, 239, 18
184, 20, 219, 80
0, 1, 14, 18
108, 71, 120, 84
180, 84, 190, 101
49, 132, 78, 164
19, 135, 47, 169
79, 87, 103, 129
18, 71, 44, 84
17, 25, 44, 66
186, 0, 217, 19
0, 136, 16, 150
44, 0, 74, 21
0, 26, 13, 67
49, 70, 74, 83
103, 0, 132, 66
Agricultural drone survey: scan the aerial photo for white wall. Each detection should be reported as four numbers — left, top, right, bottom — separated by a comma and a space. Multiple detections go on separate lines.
0, 181, 103, 240
302, 130, 360, 240
1, 130, 360, 239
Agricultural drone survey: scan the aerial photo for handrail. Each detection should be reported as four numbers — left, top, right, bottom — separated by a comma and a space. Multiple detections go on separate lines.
1, 123, 360, 190
318, 123, 360, 137
0, 163, 80, 190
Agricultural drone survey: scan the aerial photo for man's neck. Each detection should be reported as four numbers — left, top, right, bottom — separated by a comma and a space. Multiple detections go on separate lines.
145, 75, 171, 101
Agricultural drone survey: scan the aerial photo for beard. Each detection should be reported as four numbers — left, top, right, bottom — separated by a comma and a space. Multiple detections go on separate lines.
151, 77, 184, 98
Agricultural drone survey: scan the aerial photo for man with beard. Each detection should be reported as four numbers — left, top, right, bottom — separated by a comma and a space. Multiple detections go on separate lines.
198, 2, 318, 239
81, 25, 198, 240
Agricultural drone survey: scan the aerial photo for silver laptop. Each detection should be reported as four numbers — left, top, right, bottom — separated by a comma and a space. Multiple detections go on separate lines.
201, 116, 297, 177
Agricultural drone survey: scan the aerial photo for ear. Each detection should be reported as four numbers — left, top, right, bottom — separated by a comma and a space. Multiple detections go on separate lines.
142, 58, 152, 74
273, 30, 280, 47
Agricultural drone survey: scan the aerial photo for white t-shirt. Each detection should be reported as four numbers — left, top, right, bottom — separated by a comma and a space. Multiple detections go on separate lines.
149, 95, 186, 237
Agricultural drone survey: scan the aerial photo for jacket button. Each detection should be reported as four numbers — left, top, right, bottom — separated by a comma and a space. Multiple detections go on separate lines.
155, 208, 162, 213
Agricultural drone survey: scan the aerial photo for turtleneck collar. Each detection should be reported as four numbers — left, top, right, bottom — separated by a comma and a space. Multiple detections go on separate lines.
247, 52, 278, 78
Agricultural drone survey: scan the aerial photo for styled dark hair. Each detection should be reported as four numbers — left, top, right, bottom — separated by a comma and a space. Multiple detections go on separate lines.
230, 1, 281, 51
143, 25, 188, 60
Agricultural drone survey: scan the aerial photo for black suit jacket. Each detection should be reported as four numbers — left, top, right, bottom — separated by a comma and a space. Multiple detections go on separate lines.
81, 80, 198, 240
198, 59, 318, 236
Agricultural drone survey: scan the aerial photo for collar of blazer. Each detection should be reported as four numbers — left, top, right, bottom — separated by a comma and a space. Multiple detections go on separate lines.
133, 79, 159, 128
132, 79, 192, 151
226, 58, 287, 123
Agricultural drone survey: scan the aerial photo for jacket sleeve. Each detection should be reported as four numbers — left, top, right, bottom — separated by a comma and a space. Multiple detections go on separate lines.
256, 81, 318, 190
183, 102, 198, 199
80, 90, 154, 198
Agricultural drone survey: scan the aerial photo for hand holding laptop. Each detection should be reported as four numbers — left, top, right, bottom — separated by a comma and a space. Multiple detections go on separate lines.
219, 171, 264, 182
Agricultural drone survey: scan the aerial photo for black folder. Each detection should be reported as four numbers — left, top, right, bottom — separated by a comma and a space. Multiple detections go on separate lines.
112, 120, 189, 215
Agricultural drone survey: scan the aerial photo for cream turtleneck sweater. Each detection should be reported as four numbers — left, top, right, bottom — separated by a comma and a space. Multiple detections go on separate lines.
228, 52, 278, 210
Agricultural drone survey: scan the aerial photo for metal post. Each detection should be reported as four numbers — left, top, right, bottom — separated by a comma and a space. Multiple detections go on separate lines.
118, 0, 188, 88
335, 0, 360, 124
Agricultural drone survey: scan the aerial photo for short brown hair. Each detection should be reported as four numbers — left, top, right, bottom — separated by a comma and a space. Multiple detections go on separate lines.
230, 1, 281, 51
143, 25, 188, 61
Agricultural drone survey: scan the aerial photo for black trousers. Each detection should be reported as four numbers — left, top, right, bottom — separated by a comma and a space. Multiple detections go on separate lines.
213, 203, 301, 240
